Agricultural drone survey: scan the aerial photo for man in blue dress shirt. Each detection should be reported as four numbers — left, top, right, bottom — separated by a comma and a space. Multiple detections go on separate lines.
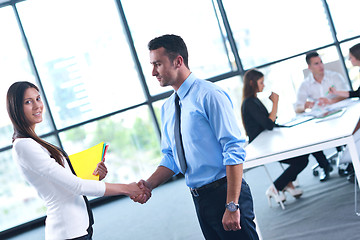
132, 34, 258, 240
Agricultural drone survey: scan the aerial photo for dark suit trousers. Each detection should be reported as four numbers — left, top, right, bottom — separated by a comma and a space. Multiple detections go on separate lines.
191, 178, 259, 240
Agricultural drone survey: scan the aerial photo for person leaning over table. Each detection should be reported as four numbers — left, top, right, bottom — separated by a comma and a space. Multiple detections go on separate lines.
131, 34, 259, 240
330, 43, 360, 98
329, 43, 360, 183
241, 69, 309, 206
6, 81, 149, 240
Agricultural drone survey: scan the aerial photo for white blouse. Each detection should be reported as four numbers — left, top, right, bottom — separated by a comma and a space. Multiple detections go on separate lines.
12, 138, 106, 240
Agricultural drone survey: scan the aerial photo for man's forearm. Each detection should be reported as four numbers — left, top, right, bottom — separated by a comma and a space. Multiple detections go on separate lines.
226, 164, 243, 204
147, 166, 175, 190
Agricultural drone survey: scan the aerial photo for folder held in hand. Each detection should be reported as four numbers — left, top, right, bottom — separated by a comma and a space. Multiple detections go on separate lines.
69, 142, 109, 180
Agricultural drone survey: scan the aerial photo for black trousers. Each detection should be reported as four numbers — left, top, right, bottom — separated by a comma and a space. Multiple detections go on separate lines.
312, 151, 330, 169
274, 154, 309, 191
191, 178, 259, 240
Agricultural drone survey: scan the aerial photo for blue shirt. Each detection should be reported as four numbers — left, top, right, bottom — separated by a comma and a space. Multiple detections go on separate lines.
160, 73, 246, 188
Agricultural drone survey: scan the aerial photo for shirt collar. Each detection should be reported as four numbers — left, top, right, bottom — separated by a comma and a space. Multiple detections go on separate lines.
309, 70, 328, 84
175, 72, 196, 100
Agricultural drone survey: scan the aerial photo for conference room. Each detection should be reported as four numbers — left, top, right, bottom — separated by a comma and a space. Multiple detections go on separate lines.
1, 0, 360, 239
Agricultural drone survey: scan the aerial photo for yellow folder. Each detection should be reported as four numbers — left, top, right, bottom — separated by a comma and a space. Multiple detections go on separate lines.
69, 142, 109, 180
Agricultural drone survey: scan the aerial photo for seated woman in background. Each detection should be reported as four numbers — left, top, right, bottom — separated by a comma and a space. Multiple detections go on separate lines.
241, 69, 309, 205
330, 43, 360, 98
6, 81, 149, 240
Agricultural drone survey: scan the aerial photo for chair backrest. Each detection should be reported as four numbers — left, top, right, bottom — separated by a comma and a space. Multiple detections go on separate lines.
303, 60, 347, 80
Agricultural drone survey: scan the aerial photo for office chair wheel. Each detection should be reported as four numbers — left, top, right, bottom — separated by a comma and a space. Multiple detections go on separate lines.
313, 169, 319, 176
338, 168, 347, 177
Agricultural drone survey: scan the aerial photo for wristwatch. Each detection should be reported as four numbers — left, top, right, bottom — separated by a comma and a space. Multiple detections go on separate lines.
225, 201, 239, 212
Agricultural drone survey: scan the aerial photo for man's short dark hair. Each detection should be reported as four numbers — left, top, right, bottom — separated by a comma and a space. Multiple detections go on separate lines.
148, 34, 189, 69
305, 51, 319, 65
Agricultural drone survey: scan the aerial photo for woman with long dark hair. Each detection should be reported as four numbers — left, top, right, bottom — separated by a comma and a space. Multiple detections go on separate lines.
7, 81, 148, 240
241, 69, 309, 206
330, 43, 360, 97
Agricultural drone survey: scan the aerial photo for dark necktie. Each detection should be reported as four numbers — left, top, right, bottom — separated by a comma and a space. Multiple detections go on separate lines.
174, 93, 187, 173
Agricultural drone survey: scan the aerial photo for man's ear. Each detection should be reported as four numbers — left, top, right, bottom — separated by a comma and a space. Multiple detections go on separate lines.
174, 55, 183, 68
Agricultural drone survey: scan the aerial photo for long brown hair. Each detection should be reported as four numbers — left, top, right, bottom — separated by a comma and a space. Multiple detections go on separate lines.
6, 81, 64, 167
241, 69, 264, 134
242, 69, 264, 101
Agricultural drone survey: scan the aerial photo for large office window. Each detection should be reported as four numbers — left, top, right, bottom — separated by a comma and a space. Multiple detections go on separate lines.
121, 0, 234, 95
222, 0, 334, 69
327, 0, 360, 41
17, 0, 146, 129
59, 105, 161, 183
0, 6, 38, 148
1, 0, 360, 236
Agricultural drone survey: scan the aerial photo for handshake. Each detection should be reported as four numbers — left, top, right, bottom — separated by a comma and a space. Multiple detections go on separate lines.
126, 180, 153, 204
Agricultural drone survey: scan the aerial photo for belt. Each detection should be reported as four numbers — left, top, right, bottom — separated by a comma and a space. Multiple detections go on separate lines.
190, 177, 227, 197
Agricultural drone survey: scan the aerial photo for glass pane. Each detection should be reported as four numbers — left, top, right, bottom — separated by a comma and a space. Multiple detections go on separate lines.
17, 0, 146, 129
151, 100, 165, 129
122, 0, 233, 96
223, 0, 334, 69
340, 40, 360, 90
214, 77, 245, 136
0, 135, 58, 232
59, 105, 161, 183
0, 6, 53, 148
327, 0, 360, 40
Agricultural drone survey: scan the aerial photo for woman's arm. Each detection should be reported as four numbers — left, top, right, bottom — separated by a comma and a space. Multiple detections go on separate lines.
14, 139, 146, 198
268, 92, 279, 122
104, 182, 148, 197
329, 87, 350, 98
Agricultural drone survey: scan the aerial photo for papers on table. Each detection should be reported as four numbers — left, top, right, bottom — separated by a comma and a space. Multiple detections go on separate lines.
69, 142, 109, 180
277, 115, 314, 127
277, 99, 358, 127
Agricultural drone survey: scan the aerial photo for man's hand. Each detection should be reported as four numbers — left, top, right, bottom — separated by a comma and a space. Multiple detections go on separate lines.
126, 182, 148, 198
93, 161, 108, 181
130, 180, 152, 204
222, 209, 241, 231
304, 101, 315, 109
318, 97, 331, 106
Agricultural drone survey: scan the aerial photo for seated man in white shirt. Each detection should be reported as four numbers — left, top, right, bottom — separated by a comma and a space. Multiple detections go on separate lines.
294, 51, 349, 181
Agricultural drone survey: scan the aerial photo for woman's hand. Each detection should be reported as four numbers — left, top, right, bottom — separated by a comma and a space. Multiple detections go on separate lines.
269, 92, 279, 103
131, 180, 153, 204
126, 182, 151, 200
93, 161, 108, 181
329, 86, 337, 95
